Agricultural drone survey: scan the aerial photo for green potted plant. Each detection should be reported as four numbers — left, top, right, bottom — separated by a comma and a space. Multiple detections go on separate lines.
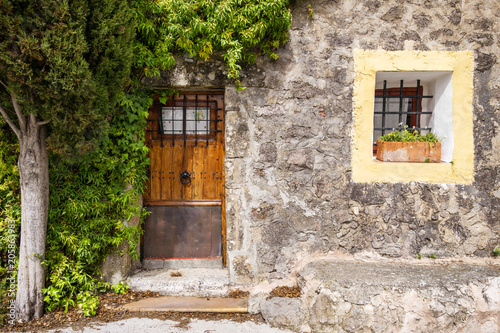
376, 125, 441, 163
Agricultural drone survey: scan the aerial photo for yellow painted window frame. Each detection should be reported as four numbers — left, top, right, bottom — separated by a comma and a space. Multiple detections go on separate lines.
352, 50, 474, 184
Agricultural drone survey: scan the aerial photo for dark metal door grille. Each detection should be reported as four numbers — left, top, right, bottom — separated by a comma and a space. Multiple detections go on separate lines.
147, 94, 223, 148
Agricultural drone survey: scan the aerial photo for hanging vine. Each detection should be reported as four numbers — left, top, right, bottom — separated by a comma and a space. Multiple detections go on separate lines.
132, 0, 293, 87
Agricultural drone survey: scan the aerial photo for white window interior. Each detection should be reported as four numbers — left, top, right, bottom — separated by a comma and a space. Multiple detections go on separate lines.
374, 71, 453, 162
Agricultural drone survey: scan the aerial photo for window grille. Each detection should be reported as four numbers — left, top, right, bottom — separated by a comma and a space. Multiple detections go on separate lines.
146, 93, 223, 147
373, 80, 433, 151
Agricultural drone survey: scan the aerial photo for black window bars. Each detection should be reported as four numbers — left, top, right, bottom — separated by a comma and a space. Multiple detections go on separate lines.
374, 79, 433, 137
147, 94, 223, 147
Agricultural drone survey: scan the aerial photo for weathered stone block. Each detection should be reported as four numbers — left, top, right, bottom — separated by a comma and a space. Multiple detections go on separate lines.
225, 111, 250, 158
261, 297, 306, 332
259, 142, 277, 163
296, 260, 500, 333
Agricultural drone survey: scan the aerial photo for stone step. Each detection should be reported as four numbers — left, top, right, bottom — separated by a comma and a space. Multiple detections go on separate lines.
143, 258, 223, 270
127, 267, 230, 297
122, 296, 248, 313
260, 259, 500, 332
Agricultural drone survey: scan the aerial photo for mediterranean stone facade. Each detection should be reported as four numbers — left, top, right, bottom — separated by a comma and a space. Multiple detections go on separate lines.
134, 0, 500, 331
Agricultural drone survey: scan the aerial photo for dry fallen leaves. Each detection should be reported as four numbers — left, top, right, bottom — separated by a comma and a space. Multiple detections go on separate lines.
1, 290, 264, 332
268, 285, 301, 299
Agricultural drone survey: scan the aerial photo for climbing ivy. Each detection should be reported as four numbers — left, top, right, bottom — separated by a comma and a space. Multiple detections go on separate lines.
41, 90, 151, 315
132, 0, 293, 87
0, 90, 151, 317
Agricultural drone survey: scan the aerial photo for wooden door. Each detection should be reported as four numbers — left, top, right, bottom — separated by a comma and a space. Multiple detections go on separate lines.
143, 92, 225, 261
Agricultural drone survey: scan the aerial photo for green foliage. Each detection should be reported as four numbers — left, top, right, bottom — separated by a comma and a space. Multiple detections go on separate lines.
378, 124, 440, 143
427, 253, 436, 259
0, 0, 146, 317
76, 290, 99, 316
307, 4, 314, 19
0, 89, 151, 316
0, 118, 20, 258
0, 0, 135, 155
492, 248, 500, 257
0, 275, 8, 325
131, 0, 292, 87
0, 118, 19, 325
0, 117, 20, 323
111, 281, 129, 295
41, 90, 151, 314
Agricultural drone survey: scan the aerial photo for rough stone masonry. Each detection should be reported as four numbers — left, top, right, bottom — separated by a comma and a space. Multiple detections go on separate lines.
136, 0, 500, 332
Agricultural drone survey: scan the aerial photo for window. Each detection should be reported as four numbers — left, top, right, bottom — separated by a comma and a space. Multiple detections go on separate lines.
373, 81, 430, 154
352, 50, 474, 184
372, 71, 454, 162
161, 107, 210, 136
146, 93, 223, 147
374, 84, 427, 140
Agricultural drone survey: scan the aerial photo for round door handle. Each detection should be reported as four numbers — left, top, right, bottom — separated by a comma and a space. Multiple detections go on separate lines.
180, 171, 191, 185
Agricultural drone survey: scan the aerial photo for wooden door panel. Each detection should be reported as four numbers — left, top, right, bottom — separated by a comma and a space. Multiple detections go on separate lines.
192, 147, 204, 199
203, 145, 217, 199
145, 94, 224, 203
149, 146, 162, 201
160, 144, 173, 200
170, 144, 184, 200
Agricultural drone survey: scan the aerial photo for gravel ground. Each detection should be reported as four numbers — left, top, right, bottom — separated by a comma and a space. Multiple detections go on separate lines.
44, 317, 294, 333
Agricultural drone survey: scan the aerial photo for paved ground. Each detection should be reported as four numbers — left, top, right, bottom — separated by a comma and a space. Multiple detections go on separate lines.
45, 317, 294, 333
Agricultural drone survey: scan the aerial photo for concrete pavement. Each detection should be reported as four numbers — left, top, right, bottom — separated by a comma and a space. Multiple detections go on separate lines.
45, 317, 295, 333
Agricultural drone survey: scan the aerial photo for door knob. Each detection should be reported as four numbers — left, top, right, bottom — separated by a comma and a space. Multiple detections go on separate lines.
180, 171, 191, 185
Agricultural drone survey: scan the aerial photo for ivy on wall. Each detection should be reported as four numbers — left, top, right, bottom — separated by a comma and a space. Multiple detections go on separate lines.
0, 90, 151, 317
41, 91, 151, 315
132, 0, 293, 87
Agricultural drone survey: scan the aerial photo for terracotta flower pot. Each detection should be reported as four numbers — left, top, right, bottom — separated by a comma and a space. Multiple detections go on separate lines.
376, 140, 441, 163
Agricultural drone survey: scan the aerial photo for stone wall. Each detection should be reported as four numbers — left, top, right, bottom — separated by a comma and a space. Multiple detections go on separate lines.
260, 258, 500, 332
145, 0, 500, 287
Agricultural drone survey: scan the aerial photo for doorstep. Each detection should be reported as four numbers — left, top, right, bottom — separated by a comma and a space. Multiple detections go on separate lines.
143, 257, 223, 270
122, 296, 248, 313
127, 267, 230, 297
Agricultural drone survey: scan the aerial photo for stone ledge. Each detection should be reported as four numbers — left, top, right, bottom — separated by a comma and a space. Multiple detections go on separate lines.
261, 260, 500, 333
298, 260, 500, 290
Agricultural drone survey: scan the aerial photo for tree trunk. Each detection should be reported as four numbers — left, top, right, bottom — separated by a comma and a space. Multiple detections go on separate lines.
15, 114, 49, 321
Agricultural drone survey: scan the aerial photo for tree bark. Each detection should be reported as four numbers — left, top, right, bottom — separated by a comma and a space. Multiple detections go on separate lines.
15, 114, 49, 321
